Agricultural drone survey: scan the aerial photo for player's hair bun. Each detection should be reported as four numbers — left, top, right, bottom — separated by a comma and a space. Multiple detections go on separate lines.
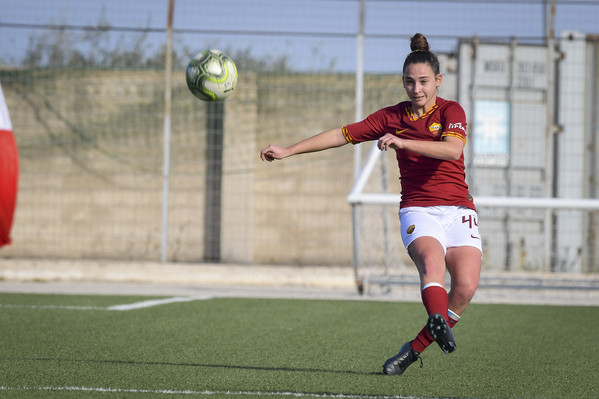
403, 32, 440, 75
410, 33, 430, 52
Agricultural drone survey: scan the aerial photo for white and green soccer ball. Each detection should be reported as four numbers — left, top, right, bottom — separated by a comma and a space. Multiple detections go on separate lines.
186, 49, 238, 101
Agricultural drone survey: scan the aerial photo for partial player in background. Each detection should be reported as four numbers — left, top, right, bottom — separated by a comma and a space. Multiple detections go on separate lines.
260, 33, 482, 375
0, 82, 19, 247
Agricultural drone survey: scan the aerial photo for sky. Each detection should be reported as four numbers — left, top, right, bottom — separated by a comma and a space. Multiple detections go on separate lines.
1, 0, 598, 72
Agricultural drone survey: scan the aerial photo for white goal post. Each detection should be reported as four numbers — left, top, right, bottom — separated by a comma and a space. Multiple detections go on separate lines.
347, 144, 599, 210
349, 193, 599, 211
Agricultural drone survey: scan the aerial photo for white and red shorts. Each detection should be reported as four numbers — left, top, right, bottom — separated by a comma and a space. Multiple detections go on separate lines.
399, 206, 482, 254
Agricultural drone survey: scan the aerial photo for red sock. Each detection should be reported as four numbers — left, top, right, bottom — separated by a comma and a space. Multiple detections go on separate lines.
410, 284, 448, 353
447, 309, 460, 328
421, 284, 449, 319
411, 325, 433, 353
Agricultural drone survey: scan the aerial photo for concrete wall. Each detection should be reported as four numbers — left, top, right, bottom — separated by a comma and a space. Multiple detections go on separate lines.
1, 69, 403, 265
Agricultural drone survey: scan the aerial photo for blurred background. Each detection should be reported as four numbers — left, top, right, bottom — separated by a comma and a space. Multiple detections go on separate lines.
1, 0, 598, 289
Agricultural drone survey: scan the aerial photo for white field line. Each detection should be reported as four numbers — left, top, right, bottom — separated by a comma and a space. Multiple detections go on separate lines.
107, 296, 211, 311
0, 385, 432, 398
0, 296, 212, 312
0, 304, 105, 311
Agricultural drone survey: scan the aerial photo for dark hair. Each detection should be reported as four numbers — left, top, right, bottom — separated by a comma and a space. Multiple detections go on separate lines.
402, 33, 441, 76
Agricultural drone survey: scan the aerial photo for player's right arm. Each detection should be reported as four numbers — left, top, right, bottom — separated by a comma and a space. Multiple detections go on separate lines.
260, 128, 348, 162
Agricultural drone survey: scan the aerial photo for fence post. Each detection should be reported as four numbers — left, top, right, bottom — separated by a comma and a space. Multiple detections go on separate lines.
204, 101, 224, 262
351, 0, 366, 293
161, 0, 175, 263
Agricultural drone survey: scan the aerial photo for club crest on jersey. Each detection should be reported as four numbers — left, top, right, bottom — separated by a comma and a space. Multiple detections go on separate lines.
406, 224, 415, 234
428, 123, 441, 136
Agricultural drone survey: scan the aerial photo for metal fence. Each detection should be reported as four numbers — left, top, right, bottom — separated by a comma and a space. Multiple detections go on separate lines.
0, 1, 598, 275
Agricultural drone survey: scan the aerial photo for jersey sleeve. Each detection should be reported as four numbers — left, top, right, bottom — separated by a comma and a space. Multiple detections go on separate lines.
440, 102, 467, 143
342, 106, 393, 144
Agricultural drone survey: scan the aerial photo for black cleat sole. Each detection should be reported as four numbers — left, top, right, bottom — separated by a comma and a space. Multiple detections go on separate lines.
427, 313, 456, 354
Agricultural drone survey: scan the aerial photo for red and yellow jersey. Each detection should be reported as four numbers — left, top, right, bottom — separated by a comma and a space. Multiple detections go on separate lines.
342, 97, 475, 210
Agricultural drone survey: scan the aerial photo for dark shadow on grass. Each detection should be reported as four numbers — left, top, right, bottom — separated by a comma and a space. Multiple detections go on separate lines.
14, 357, 381, 376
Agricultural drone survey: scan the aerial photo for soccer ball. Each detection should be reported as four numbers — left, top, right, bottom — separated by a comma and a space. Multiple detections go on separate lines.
186, 49, 238, 102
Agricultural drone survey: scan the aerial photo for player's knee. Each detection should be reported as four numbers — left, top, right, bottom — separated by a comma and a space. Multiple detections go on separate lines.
451, 277, 479, 305
417, 257, 446, 280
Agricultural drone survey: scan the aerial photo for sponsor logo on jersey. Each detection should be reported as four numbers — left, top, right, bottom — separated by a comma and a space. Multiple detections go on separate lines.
448, 122, 465, 132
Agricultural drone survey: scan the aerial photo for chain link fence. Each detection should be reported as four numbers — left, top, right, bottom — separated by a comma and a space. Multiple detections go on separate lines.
0, 1, 597, 275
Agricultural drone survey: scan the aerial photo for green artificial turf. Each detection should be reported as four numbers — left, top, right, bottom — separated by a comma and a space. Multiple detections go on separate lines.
0, 293, 597, 398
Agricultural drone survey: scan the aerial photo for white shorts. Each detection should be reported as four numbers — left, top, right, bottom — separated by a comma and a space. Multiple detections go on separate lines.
399, 206, 482, 254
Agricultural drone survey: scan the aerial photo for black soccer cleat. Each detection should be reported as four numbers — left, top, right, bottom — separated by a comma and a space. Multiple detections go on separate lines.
427, 313, 456, 354
382, 342, 422, 375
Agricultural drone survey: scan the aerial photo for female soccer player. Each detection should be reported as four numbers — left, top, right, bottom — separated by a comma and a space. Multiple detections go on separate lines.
260, 33, 482, 375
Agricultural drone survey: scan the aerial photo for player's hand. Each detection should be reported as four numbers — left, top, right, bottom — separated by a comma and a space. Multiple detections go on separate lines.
260, 144, 288, 162
377, 133, 405, 151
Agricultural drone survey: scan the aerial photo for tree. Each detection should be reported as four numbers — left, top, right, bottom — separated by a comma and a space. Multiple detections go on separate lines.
21, 20, 290, 72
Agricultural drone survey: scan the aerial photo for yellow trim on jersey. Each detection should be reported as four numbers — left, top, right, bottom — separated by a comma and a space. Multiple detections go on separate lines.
441, 132, 466, 144
342, 126, 357, 144
407, 104, 439, 121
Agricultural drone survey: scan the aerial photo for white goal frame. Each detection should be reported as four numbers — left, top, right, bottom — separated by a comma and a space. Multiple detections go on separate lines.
347, 142, 599, 294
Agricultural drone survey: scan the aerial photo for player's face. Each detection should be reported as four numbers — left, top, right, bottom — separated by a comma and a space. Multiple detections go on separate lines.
402, 62, 442, 114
